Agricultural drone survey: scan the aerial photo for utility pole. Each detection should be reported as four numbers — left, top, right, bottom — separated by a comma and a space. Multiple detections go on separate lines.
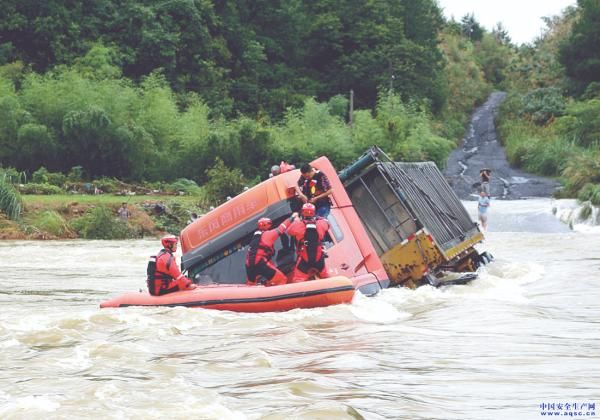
349, 89, 354, 127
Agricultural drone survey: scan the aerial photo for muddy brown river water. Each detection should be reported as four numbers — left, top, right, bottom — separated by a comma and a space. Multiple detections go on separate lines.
1, 199, 599, 419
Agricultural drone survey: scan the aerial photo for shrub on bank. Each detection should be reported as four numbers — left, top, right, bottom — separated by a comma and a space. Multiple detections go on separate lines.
148, 199, 204, 234
70, 205, 133, 239
577, 183, 600, 206
29, 210, 73, 237
562, 150, 600, 194
0, 167, 26, 184
521, 87, 566, 125
164, 178, 203, 196
93, 177, 121, 193
555, 99, 600, 148
18, 183, 64, 195
498, 117, 561, 172
46, 172, 67, 187
32, 167, 49, 184
579, 202, 592, 220
31, 167, 67, 187
526, 136, 572, 176
204, 158, 247, 204
0, 176, 22, 219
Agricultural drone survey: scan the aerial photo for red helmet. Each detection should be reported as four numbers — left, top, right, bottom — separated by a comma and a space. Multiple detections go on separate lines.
161, 234, 178, 249
257, 217, 272, 231
301, 203, 316, 218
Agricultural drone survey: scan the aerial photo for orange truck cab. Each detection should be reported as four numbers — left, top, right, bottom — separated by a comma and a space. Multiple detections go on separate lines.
180, 155, 389, 295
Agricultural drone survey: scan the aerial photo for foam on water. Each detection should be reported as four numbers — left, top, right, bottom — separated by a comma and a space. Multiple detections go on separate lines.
0, 394, 61, 417
342, 259, 546, 327
1, 207, 599, 419
510, 176, 529, 184
350, 292, 412, 324
463, 198, 572, 233
553, 198, 600, 229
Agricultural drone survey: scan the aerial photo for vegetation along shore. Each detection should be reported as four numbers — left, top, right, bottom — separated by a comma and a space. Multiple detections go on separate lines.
1, 0, 598, 237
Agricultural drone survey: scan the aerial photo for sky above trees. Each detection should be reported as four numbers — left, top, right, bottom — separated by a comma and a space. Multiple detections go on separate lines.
437, 0, 575, 44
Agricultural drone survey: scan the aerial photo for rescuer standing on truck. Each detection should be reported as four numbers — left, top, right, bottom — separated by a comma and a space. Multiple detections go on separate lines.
147, 235, 196, 296
246, 213, 298, 286
295, 164, 333, 218
287, 203, 330, 282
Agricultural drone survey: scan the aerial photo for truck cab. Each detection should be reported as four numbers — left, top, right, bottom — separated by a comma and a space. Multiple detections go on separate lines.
180, 156, 389, 295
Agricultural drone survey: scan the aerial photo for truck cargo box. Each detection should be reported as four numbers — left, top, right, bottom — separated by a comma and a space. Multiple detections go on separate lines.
340, 147, 485, 286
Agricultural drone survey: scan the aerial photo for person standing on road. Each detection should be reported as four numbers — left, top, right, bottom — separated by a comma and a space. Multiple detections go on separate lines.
480, 168, 491, 196
478, 190, 491, 231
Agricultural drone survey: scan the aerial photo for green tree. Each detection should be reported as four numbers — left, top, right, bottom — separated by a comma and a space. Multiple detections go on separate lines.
492, 22, 511, 45
306, 0, 446, 112
0, 82, 28, 163
559, 0, 600, 94
16, 123, 57, 170
438, 31, 491, 139
503, 8, 577, 92
204, 157, 247, 204
461, 14, 484, 42
73, 44, 122, 80
475, 33, 514, 86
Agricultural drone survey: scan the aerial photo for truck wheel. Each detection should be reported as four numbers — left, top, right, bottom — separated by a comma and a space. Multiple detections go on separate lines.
479, 251, 494, 265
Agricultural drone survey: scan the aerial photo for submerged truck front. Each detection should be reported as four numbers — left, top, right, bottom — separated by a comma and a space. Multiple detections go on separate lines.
339, 147, 490, 287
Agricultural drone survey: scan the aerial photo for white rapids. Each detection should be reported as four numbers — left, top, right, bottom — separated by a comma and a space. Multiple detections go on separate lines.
0, 198, 599, 419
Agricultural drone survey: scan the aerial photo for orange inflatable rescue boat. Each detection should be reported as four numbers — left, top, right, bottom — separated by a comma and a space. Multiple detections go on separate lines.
99, 276, 355, 312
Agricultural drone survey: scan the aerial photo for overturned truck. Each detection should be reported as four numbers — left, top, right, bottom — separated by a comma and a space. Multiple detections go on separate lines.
180, 146, 491, 295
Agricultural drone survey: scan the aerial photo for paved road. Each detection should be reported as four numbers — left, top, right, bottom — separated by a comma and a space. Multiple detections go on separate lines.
444, 92, 561, 200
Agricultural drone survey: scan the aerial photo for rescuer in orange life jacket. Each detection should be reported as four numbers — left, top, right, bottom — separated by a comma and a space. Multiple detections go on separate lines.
147, 235, 196, 296
287, 203, 330, 282
245, 213, 298, 286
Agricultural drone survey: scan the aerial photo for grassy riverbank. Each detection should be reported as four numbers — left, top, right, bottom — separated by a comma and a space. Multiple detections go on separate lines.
497, 93, 600, 204
0, 194, 204, 240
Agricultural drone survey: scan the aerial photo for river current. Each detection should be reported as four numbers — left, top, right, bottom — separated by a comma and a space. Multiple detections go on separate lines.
1, 199, 598, 419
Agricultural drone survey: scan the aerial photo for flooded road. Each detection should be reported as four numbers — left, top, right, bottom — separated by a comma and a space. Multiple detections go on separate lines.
1, 199, 599, 419
444, 92, 561, 200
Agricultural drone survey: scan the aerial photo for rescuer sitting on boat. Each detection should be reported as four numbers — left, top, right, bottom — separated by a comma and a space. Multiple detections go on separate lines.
246, 213, 298, 286
147, 235, 196, 296
295, 164, 333, 218
287, 203, 330, 282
